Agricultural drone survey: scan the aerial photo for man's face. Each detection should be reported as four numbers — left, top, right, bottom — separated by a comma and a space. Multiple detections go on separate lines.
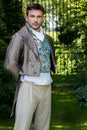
25, 9, 44, 32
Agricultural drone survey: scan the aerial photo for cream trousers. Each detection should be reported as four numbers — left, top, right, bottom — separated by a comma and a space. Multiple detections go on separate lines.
14, 82, 51, 130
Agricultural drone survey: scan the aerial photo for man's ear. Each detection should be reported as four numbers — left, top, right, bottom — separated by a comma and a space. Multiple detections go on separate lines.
42, 15, 44, 22
43, 15, 44, 20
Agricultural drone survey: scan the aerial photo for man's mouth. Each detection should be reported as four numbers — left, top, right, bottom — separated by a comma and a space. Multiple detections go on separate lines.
32, 23, 39, 26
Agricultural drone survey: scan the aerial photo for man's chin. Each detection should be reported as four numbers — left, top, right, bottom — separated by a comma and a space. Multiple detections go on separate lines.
32, 26, 40, 31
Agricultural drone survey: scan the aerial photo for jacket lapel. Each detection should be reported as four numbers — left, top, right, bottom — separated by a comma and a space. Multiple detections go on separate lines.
25, 27, 38, 57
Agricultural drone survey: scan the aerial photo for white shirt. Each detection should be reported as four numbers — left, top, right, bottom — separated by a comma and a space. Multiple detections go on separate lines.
20, 73, 52, 85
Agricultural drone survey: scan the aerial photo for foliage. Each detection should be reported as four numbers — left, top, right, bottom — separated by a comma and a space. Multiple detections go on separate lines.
55, 0, 87, 85
57, 0, 87, 44
75, 86, 87, 107
1, 0, 25, 43
0, 39, 7, 60
0, 61, 16, 118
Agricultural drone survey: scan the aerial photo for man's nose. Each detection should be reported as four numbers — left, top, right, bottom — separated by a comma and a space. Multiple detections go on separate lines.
34, 17, 38, 22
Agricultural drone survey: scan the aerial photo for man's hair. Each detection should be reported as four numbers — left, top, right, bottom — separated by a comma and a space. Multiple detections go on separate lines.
26, 3, 45, 16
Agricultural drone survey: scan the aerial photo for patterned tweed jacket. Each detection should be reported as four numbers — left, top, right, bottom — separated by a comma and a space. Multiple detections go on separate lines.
4, 25, 56, 80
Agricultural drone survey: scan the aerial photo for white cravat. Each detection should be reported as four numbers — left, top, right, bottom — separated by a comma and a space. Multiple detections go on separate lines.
31, 27, 44, 41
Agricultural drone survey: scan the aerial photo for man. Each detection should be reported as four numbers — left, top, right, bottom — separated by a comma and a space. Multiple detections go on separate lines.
4, 3, 56, 130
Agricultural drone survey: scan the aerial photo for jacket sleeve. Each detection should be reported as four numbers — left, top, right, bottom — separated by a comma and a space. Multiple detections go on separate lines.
4, 33, 23, 80
45, 34, 56, 73
50, 37, 56, 73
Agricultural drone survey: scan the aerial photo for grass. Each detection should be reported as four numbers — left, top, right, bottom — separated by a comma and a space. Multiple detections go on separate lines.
50, 85, 87, 130
0, 119, 14, 130
0, 84, 87, 130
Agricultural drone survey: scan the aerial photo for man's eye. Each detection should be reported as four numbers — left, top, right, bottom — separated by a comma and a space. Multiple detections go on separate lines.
38, 16, 42, 18
30, 15, 35, 17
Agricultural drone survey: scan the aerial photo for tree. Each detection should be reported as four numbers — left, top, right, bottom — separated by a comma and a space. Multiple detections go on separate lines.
1, 0, 25, 43
0, 0, 25, 118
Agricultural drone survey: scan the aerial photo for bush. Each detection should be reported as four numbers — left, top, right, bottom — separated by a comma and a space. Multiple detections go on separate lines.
0, 39, 7, 60
0, 79, 16, 118
0, 104, 11, 118
75, 86, 87, 107
0, 61, 16, 118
